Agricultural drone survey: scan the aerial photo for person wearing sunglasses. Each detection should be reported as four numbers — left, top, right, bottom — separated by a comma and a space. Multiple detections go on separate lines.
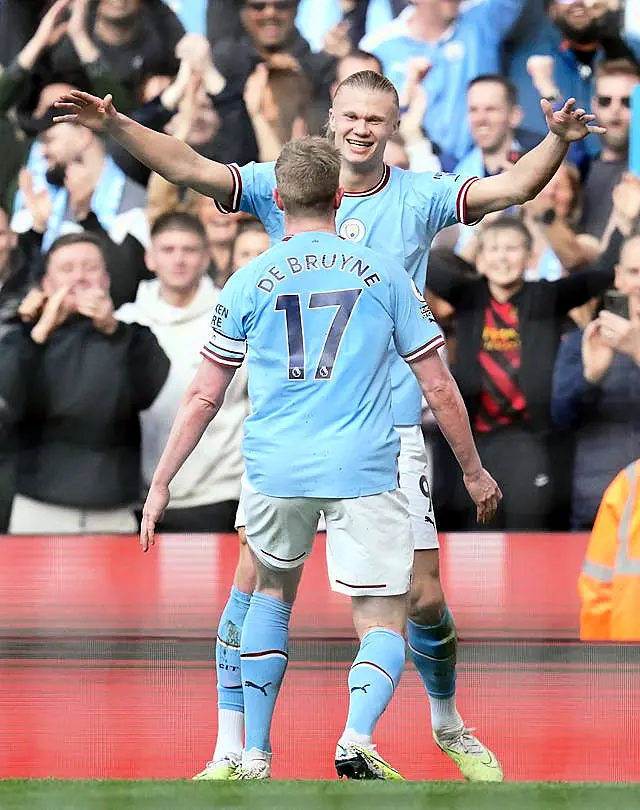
580, 58, 640, 241
209, 0, 337, 114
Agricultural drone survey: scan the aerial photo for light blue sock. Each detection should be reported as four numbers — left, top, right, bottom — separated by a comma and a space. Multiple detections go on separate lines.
344, 628, 406, 739
240, 591, 292, 754
407, 606, 457, 699
216, 586, 251, 713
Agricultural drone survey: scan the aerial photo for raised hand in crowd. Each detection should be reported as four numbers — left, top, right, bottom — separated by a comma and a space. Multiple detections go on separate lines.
165, 74, 204, 142
66, 0, 101, 66
323, 21, 353, 60
175, 33, 226, 96
264, 52, 301, 73
596, 310, 640, 365
243, 62, 283, 162
398, 58, 431, 147
73, 286, 118, 335
18, 169, 52, 235
581, 318, 615, 384
29, 285, 70, 345
243, 62, 270, 121
611, 173, 640, 235
17, 288, 47, 324
17, 0, 72, 71
526, 55, 561, 103
158, 57, 193, 114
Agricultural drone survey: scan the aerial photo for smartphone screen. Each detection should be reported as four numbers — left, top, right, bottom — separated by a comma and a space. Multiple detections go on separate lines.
603, 290, 630, 320
631, 85, 640, 178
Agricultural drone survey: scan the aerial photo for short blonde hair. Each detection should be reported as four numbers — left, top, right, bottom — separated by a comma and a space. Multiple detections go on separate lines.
334, 69, 399, 111
275, 136, 341, 217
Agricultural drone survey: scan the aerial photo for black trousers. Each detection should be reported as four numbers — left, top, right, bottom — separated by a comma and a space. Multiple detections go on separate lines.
0, 456, 15, 533
434, 426, 572, 532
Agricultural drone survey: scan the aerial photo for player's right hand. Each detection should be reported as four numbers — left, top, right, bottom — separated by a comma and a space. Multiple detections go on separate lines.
463, 468, 502, 524
53, 90, 117, 130
140, 482, 170, 553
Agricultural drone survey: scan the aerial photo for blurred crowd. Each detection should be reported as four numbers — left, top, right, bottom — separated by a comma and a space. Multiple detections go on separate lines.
0, 0, 639, 536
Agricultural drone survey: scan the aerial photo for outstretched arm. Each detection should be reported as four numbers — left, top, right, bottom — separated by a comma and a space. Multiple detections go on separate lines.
140, 358, 236, 551
410, 350, 502, 524
54, 90, 234, 204
466, 98, 606, 222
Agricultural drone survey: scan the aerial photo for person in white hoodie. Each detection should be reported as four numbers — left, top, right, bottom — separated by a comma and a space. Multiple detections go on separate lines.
117, 212, 250, 532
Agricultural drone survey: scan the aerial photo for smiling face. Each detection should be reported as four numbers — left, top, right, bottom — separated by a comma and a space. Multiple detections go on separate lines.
549, 0, 602, 42
329, 85, 399, 174
467, 80, 521, 155
241, 0, 297, 51
477, 224, 531, 293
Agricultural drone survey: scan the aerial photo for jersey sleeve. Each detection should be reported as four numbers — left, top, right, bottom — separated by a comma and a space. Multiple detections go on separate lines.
200, 275, 248, 369
412, 170, 481, 229
214, 161, 277, 221
390, 266, 445, 364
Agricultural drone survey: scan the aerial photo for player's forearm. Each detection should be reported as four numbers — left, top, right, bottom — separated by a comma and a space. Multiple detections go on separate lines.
150, 393, 221, 488
106, 112, 202, 187
413, 357, 483, 478
507, 132, 568, 204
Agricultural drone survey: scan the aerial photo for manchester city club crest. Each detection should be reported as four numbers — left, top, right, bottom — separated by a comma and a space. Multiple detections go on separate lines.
339, 218, 366, 243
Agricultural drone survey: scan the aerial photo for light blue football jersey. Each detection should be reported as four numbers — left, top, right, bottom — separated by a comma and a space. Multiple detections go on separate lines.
201, 231, 444, 498
217, 161, 478, 425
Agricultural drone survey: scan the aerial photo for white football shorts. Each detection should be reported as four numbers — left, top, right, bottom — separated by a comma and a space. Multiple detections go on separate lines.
396, 424, 439, 551
235, 425, 438, 551
241, 479, 413, 597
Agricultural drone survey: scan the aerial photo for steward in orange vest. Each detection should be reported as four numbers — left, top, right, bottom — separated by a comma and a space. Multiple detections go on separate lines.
579, 460, 640, 641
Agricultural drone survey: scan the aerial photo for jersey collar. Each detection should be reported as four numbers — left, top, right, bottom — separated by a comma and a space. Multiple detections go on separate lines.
343, 164, 391, 198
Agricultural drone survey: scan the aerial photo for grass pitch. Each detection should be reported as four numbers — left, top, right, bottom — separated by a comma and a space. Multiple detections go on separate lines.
1, 780, 639, 810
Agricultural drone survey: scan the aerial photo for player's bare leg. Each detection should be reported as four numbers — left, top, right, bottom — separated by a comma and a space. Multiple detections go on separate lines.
193, 527, 256, 780
408, 549, 503, 782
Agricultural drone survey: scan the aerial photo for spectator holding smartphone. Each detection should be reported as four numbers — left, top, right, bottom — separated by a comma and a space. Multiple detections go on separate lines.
551, 175, 640, 529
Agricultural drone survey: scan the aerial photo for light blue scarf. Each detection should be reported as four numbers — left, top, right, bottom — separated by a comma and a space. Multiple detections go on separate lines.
14, 143, 126, 250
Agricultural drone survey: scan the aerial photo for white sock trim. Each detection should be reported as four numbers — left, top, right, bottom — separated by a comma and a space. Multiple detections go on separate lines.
338, 728, 372, 748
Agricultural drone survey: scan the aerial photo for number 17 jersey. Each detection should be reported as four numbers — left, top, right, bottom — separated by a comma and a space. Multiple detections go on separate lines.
216, 161, 479, 426
201, 231, 444, 498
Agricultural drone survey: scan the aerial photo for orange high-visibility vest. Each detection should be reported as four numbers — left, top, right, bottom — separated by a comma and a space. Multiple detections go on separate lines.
579, 460, 640, 641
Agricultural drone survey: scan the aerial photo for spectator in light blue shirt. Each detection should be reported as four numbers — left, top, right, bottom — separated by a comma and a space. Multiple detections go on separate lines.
360, 0, 527, 161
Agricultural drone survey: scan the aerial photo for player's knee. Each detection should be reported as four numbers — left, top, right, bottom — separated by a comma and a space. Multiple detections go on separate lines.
255, 564, 301, 604
409, 577, 446, 626
351, 594, 408, 639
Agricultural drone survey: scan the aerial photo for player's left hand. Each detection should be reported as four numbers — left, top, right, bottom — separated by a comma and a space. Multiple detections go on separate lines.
541, 97, 606, 143
463, 467, 502, 524
140, 483, 170, 552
